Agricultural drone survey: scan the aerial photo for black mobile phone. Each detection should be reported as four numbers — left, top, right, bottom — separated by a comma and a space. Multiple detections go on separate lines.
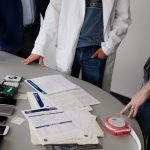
0, 116, 7, 125
0, 98, 17, 106
0, 105, 14, 116
0, 125, 9, 135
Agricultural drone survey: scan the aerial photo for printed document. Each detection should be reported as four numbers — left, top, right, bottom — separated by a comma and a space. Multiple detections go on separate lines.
28, 111, 104, 145
25, 74, 79, 95
22, 107, 84, 145
43, 88, 100, 110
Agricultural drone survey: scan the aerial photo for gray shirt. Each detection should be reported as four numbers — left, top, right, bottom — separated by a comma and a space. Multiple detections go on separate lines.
77, 0, 104, 48
21, 0, 35, 26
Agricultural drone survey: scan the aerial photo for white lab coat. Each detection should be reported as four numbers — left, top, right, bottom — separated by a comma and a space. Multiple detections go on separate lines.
32, 0, 131, 92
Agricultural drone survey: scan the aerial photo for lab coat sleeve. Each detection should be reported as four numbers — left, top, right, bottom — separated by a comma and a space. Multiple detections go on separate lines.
32, 0, 62, 56
102, 0, 131, 56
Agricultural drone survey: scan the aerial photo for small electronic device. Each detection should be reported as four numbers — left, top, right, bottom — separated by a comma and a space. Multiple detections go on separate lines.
2, 86, 17, 97
0, 125, 9, 136
3, 81, 19, 88
0, 98, 17, 106
0, 105, 14, 116
102, 116, 131, 136
0, 116, 7, 125
4, 75, 22, 82
0, 85, 17, 98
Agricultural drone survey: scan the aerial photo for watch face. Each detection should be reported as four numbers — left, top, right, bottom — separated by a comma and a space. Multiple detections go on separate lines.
108, 117, 125, 128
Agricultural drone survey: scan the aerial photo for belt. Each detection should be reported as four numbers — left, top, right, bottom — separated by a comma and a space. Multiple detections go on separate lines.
23, 23, 35, 30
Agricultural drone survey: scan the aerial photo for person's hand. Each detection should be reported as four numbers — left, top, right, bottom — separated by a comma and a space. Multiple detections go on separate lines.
22, 54, 45, 67
120, 88, 149, 118
91, 48, 107, 59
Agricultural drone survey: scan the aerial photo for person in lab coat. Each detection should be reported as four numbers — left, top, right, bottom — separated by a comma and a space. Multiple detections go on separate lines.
23, 0, 131, 92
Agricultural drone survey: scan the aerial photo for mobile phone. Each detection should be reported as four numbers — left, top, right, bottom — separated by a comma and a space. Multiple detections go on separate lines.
0, 116, 7, 125
0, 98, 17, 106
0, 105, 14, 116
0, 125, 9, 136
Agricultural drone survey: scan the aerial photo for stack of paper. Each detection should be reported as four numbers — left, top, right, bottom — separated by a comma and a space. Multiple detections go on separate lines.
24, 75, 104, 145
24, 109, 103, 145
22, 107, 87, 145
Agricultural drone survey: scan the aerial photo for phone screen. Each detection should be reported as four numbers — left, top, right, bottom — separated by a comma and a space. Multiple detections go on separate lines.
0, 125, 9, 135
0, 126, 6, 134
0, 116, 7, 124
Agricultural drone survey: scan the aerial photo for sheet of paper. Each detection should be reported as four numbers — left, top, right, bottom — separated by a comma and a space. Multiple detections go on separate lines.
29, 122, 100, 145
29, 112, 104, 145
25, 74, 80, 95
43, 93, 84, 111
42, 88, 100, 110
22, 107, 84, 145
67, 110, 96, 138
65, 88, 100, 106
27, 92, 94, 112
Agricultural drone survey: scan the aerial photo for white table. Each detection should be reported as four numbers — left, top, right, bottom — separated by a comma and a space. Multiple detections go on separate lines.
0, 51, 144, 150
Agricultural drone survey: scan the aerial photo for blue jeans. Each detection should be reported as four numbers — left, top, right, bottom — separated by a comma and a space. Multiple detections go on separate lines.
136, 76, 150, 150
71, 46, 106, 88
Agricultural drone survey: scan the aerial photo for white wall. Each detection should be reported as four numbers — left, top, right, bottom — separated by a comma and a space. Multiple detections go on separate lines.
111, 0, 150, 98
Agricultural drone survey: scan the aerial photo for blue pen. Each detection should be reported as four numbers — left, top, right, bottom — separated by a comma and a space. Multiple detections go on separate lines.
24, 107, 58, 114
29, 111, 64, 117
33, 93, 44, 107
26, 80, 47, 94
36, 120, 72, 129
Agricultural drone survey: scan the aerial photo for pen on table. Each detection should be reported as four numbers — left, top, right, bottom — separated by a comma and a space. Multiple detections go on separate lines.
36, 120, 73, 129
33, 93, 44, 107
24, 107, 58, 114
26, 80, 47, 94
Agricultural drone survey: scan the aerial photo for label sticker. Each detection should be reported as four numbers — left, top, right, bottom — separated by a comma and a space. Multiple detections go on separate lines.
11, 117, 25, 125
